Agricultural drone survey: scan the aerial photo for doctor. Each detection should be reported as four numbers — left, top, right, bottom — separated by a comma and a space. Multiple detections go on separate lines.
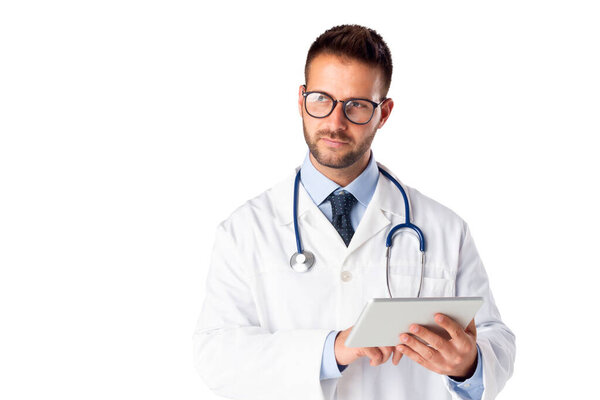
193, 24, 515, 400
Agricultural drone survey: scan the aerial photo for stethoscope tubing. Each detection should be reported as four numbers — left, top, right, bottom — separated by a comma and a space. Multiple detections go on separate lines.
291, 166, 426, 297
292, 170, 304, 255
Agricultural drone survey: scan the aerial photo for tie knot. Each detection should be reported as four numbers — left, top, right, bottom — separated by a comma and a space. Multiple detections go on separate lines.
328, 191, 357, 218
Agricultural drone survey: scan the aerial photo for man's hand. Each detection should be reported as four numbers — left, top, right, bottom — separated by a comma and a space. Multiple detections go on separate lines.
394, 314, 478, 380
334, 326, 401, 367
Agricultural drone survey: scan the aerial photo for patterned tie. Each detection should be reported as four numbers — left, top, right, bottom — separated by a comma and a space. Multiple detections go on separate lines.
327, 191, 357, 247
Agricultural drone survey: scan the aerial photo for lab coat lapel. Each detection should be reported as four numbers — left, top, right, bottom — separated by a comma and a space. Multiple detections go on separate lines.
271, 167, 310, 226
271, 167, 348, 260
300, 193, 350, 259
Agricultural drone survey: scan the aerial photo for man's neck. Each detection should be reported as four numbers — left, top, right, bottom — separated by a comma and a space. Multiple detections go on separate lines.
308, 152, 370, 187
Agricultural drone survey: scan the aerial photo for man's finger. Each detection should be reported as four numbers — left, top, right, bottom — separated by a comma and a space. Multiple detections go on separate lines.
392, 346, 403, 365
398, 333, 437, 362
378, 346, 393, 364
396, 344, 428, 368
434, 313, 466, 340
408, 324, 447, 352
364, 347, 383, 366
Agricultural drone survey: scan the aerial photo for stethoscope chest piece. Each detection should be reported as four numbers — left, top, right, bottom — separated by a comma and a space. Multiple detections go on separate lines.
289, 251, 315, 272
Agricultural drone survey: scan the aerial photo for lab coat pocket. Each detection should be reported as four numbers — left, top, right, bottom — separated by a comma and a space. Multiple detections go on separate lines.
419, 276, 455, 297
388, 261, 455, 298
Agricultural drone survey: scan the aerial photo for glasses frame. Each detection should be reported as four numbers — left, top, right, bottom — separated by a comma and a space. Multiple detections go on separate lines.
301, 84, 387, 125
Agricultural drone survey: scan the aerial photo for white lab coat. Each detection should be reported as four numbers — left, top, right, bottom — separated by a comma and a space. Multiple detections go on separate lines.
193, 162, 515, 400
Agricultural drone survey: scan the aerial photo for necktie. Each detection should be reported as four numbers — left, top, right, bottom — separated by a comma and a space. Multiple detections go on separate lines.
327, 191, 357, 247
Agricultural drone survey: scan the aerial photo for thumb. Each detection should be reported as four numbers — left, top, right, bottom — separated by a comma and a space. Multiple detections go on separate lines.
465, 319, 477, 338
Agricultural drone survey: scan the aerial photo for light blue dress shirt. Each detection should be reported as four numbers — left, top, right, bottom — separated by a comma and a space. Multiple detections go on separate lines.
299, 151, 484, 399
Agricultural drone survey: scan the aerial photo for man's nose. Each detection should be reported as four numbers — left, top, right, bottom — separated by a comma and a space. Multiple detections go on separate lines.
324, 101, 349, 130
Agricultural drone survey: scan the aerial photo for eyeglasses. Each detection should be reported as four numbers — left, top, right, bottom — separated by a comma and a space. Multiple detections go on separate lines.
302, 85, 387, 125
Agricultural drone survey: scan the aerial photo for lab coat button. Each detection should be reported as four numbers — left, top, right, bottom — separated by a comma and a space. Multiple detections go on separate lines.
341, 271, 352, 282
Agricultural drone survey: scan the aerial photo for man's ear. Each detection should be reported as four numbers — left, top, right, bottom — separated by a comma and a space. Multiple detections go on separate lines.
377, 98, 394, 129
297, 84, 306, 117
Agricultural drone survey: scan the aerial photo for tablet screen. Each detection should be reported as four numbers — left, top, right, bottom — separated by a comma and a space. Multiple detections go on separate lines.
344, 297, 483, 348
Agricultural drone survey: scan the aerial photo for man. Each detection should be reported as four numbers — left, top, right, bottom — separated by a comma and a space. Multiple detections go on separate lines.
193, 24, 515, 400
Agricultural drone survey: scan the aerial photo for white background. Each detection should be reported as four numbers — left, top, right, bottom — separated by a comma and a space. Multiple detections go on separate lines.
1, 0, 599, 398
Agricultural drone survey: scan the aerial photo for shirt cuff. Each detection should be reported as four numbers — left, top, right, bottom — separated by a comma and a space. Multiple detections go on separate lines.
319, 330, 347, 380
446, 344, 484, 399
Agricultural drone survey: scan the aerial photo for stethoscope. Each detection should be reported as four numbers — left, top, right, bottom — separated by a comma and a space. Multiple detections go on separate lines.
289, 166, 427, 298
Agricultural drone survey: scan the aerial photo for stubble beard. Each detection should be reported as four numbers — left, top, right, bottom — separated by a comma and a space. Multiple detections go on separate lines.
302, 119, 376, 170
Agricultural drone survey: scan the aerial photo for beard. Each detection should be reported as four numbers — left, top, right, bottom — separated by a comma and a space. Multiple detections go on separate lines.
302, 119, 376, 169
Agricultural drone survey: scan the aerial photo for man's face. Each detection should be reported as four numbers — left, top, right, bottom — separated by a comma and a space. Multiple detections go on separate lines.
298, 53, 393, 170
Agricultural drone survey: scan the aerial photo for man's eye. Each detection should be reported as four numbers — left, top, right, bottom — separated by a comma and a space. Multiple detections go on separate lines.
348, 101, 364, 108
316, 95, 328, 102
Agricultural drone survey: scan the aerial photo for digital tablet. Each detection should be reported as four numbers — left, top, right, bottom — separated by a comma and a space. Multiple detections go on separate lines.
344, 297, 484, 348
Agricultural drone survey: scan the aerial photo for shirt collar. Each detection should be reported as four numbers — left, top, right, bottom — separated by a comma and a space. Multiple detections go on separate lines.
300, 150, 380, 208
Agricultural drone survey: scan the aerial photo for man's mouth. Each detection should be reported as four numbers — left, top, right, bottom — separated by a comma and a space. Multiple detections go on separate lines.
321, 137, 349, 147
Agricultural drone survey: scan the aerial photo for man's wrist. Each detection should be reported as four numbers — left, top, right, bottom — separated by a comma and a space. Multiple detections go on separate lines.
448, 357, 477, 382
448, 345, 481, 382
334, 331, 348, 371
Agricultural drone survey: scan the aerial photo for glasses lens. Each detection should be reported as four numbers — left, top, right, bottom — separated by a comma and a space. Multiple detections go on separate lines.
344, 100, 375, 124
305, 92, 334, 117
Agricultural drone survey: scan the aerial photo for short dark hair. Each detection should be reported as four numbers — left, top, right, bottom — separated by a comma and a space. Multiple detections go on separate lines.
304, 24, 393, 99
